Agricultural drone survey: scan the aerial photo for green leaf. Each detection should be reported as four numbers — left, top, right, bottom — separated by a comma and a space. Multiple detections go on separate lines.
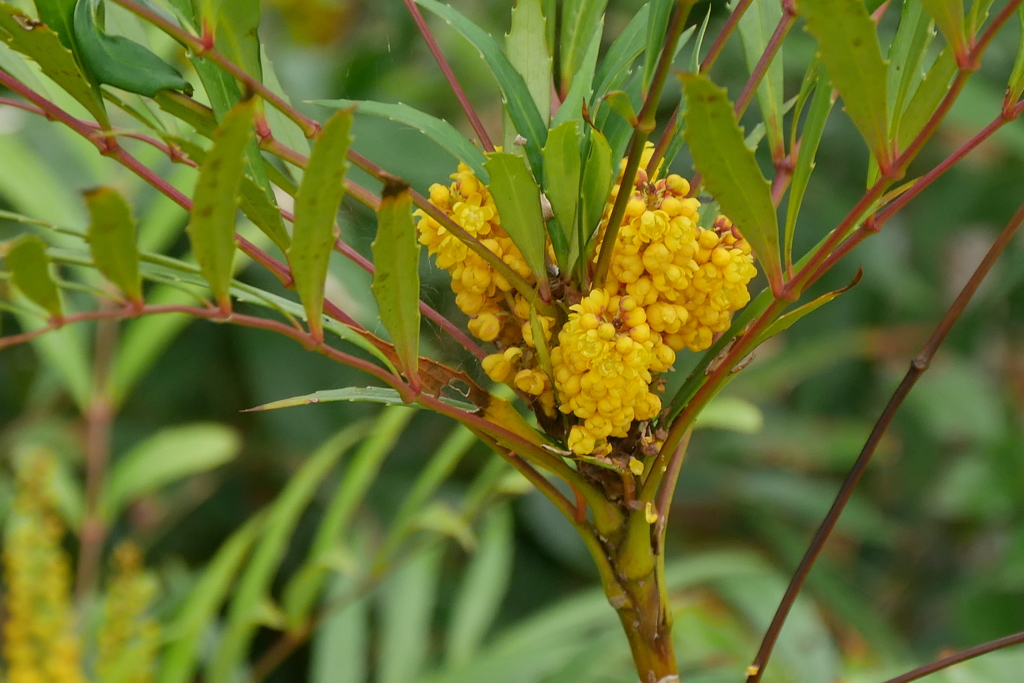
209, 424, 365, 683
34, 0, 76, 50
1009, 8, 1024, 105
898, 46, 957, 147
446, 504, 514, 667
560, 0, 607, 94
682, 73, 782, 292
73, 0, 192, 97
187, 98, 255, 310
551, 18, 602, 127
688, 4, 712, 73
483, 152, 547, 282
245, 386, 476, 413
798, 0, 891, 167
83, 187, 142, 303
784, 66, 833, 269
372, 180, 422, 387
579, 127, 612, 260
282, 408, 411, 627
541, 121, 581, 270
643, 0, 672, 93
157, 515, 263, 683
415, 501, 477, 551
164, 136, 290, 252
288, 108, 352, 342
921, 0, 966, 57
103, 423, 241, 519
735, 0, 785, 154
602, 90, 639, 127
887, 0, 934, 128
694, 395, 764, 433
378, 546, 443, 683
416, 0, 547, 175
313, 99, 488, 182
3, 235, 62, 318
506, 0, 551, 123
592, 3, 648, 104
197, 0, 262, 82
0, 1, 107, 124
311, 573, 369, 683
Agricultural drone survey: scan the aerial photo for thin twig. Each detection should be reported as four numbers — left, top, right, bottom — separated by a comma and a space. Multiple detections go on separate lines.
879, 631, 1024, 683
401, 0, 494, 150
744, 198, 1024, 683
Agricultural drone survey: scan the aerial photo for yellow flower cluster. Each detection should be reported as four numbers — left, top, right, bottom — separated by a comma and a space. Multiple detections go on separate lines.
415, 162, 539, 346
551, 289, 667, 455
97, 543, 160, 683
417, 144, 757, 457
2, 450, 86, 683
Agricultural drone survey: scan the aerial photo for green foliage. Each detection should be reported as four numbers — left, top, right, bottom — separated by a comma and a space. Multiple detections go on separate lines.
798, 0, 891, 167
682, 73, 782, 291
505, 0, 551, 122
3, 234, 63, 318
482, 152, 547, 283
735, 0, 785, 153
83, 187, 142, 303
314, 99, 489, 181
373, 181, 422, 385
187, 98, 254, 310
288, 108, 353, 342
541, 121, 581, 270
73, 0, 191, 98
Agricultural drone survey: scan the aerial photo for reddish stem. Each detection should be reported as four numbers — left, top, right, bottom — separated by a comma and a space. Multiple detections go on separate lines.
401, 0, 494, 151
880, 630, 1024, 683
744, 198, 1024, 683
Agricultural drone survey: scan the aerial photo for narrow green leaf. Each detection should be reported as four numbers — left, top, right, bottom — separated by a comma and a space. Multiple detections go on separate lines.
798, 0, 891, 167
644, 0, 673, 93
560, 0, 608, 94
898, 46, 957, 147
154, 90, 218, 137
1010, 8, 1024, 105
579, 127, 612, 260
378, 546, 443, 683
541, 120, 581, 270
921, 0, 966, 57
688, 4, 712, 73
73, 0, 191, 97
313, 99, 488, 182
416, 0, 547, 175
784, 66, 833, 269
103, 423, 241, 519
157, 515, 263, 683
887, 0, 934, 129
735, 0, 785, 154
415, 501, 477, 551
34, 0, 75, 51
288, 108, 352, 342
83, 187, 142, 303
3, 235, 62, 318
592, 3, 648, 104
682, 73, 782, 292
966, 0, 996, 37
209, 424, 365, 683
0, 1, 107, 124
244, 386, 476, 414
483, 152, 547, 282
372, 179, 422, 387
506, 0, 551, 123
446, 504, 514, 668
187, 98, 255, 310
311, 573, 369, 683
282, 408, 412, 628
756, 268, 862, 344
551, 17, 602, 127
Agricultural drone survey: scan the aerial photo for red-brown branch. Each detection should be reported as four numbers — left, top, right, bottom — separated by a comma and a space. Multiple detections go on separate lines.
880, 630, 1024, 683
401, 0, 494, 150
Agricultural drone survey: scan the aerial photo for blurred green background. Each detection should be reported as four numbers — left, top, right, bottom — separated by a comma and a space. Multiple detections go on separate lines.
4, 0, 1024, 681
